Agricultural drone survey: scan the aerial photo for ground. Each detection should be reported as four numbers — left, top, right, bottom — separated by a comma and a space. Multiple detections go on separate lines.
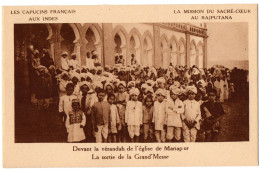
15, 94, 249, 143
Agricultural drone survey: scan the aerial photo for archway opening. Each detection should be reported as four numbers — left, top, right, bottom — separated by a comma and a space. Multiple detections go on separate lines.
143, 35, 153, 67
190, 41, 196, 67
114, 30, 127, 65
161, 38, 168, 69
60, 24, 76, 57
179, 41, 185, 66
170, 40, 178, 66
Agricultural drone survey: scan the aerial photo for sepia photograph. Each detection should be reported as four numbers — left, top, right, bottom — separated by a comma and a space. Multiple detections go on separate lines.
14, 22, 249, 143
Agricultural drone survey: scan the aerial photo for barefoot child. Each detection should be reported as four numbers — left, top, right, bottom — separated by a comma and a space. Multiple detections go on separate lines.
125, 88, 143, 143
66, 99, 86, 142
107, 93, 120, 143
142, 95, 154, 142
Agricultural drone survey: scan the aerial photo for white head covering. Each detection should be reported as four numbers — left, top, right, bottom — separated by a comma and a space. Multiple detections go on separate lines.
156, 77, 166, 85
145, 86, 154, 94
155, 89, 167, 97
186, 85, 197, 94
93, 81, 103, 89
118, 81, 126, 87
127, 81, 135, 88
170, 87, 180, 95
129, 88, 140, 96
79, 81, 91, 89
105, 82, 114, 89
61, 51, 68, 56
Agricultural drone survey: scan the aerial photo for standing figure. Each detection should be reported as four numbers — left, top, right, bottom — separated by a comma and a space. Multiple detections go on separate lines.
66, 99, 86, 143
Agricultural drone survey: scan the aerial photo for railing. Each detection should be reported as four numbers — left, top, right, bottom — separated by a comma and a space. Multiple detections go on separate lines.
160, 23, 207, 37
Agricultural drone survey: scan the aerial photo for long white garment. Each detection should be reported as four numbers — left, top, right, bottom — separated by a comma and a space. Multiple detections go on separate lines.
59, 80, 68, 97
125, 101, 143, 126
182, 99, 201, 130
110, 104, 120, 133
166, 98, 184, 127
61, 57, 69, 71
86, 58, 94, 68
152, 101, 167, 130
69, 59, 79, 69
65, 111, 86, 142
219, 80, 225, 102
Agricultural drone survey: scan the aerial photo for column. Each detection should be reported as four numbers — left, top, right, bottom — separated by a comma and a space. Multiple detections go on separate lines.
102, 23, 114, 66
185, 33, 191, 67
153, 24, 161, 68
74, 41, 81, 66
203, 36, 207, 68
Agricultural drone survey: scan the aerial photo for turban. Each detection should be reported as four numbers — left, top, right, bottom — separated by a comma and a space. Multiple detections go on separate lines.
86, 72, 94, 80
93, 81, 103, 89
71, 53, 76, 57
156, 77, 166, 84
79, 81, 91, 89
49, 65, 56, 70
155, 89, 167, 97
145, 86, 154, 94
170, 87, 180, 95
146, 80, 155, 87
61, 71, 69, 77
70, 73, 80, 81
105, 82, 114, 89
173, 81, 180, 88
118, 81, 126, 87
186, 85, 197, 94
127, 81, 135, 88
61, 51, 68, 56
129, 88, 140, 96
141, 83, 148, 90
72, 99, 80, 104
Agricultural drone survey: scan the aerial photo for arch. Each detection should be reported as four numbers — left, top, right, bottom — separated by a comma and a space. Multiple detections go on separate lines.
128, 28, 142, 47
178, 37, 186, 66
190, 39, 197, 67
143, 31, 154, 67
68, 23, 80, 43
142, 31, 154, 50
128, 28, 142, 65
112, 25, 128, 47
197, 41, 204, 68
160, 34, 169, 68
169, 35, 178, 66
82, 23, 103, 45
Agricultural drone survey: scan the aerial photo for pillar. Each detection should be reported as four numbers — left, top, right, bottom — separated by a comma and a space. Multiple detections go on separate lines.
102, 23, 114, 66
203, 36, 207, 68
185, 33, 191, 67
153, 24, 161, 68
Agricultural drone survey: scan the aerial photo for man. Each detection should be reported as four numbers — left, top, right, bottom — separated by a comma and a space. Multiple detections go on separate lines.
86, 52, 94, 68
61, 51, 69, 71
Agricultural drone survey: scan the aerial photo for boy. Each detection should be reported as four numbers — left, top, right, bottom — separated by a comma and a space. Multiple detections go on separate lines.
152, 89, 167, 143
125, 88, 143, 142
66, 99, 86, 142
201, 89, 225, 142
92, 89, 111, 143
166, 88, 184, 142
107, 93, 120, 143
79, 81, 97, 142
59, 83, 78, 123
142, 96, 154, 142
182, 86, 201, 142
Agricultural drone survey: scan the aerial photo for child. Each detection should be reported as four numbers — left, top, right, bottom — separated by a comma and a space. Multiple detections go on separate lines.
142, 95, 154, 142
115, 81, 129, 142
125, 88, 143, 142
200, 89, 225, 142
92, 89, 111, 143
166, 88, 184, 142
71, 73, 80, 96
152, 89, 167, 143
66, 99, 86, 142
69, 53, 79, 70
107, 93, 120, 143
182, 86, 201, 142
59, 83, 78, 123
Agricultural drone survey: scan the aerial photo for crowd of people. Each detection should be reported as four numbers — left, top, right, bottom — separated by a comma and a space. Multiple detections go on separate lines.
28, 46, 248, 143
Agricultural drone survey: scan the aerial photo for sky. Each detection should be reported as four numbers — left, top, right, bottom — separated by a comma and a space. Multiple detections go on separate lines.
207, 22, 248, 61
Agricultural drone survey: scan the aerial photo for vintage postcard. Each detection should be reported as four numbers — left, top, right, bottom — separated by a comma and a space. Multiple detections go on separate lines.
2, 4, 258, 167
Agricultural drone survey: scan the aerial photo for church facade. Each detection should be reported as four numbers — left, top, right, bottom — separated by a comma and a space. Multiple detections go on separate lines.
15, 23, 208, 69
